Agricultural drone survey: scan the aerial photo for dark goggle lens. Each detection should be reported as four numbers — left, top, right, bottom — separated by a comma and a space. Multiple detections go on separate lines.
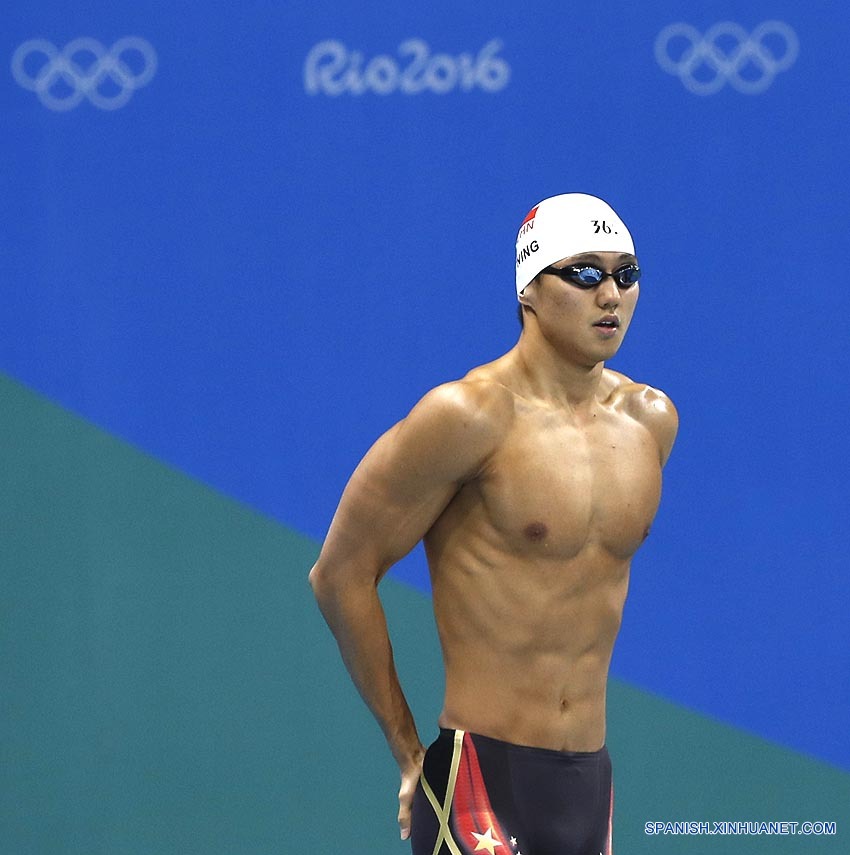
571, 266, 605, 286
567, 265, 641, 288
615, 265, 641, 286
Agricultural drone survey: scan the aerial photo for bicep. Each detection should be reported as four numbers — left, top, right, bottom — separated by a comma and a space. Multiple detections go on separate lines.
315, 384, 504, 584
319, 430, 459, 581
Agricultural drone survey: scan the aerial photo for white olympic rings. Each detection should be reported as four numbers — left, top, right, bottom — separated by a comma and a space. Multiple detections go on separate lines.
655, 21, 799, 95
11, 37, 157, 111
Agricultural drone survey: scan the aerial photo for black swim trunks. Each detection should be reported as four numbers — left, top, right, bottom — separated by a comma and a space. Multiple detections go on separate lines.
411, 728, 613, 855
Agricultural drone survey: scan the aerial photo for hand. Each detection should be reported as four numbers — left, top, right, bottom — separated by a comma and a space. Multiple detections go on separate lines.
397, 750, 425, 841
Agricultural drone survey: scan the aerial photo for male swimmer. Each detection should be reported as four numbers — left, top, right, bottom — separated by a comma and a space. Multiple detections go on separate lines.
310, 193, 678, 855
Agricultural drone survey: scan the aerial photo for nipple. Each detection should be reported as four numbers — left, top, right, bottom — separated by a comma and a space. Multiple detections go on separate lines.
524, 522, 548, 541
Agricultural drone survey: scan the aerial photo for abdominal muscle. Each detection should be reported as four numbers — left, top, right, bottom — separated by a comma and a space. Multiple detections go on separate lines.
426, 534, 632, 753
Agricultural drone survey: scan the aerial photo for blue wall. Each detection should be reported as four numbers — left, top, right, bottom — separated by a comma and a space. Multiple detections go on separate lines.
2, 0, 848, 776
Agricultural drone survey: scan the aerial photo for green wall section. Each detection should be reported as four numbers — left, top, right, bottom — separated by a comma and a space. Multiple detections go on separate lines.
1, 371, 847, 854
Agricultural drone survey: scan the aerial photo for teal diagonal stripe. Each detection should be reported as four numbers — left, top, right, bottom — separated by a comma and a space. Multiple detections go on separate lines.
1, 372, 847, 854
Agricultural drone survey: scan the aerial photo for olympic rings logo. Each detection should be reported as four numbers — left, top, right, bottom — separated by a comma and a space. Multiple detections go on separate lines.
655, 21, 799, 95
11, 37, 157, 111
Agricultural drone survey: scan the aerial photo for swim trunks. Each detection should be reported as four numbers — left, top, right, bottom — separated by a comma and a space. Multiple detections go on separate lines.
411, 728, 613, 855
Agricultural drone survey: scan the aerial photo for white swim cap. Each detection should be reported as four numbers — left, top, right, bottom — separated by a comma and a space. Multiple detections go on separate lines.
515, 193, 635, 296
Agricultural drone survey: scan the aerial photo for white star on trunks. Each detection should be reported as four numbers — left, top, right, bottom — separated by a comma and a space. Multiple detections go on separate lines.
471, 826, 503, 854
510, 838, 517, 847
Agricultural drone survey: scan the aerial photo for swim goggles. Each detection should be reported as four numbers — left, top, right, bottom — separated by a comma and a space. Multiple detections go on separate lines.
541, 263, 641, 289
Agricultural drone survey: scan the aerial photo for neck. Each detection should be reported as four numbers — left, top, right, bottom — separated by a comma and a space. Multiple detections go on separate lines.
511, 326, 606, 411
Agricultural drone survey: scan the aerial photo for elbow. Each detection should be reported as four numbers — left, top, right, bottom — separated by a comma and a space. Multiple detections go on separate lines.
308, 563, 336, 618
308, 560, 345, 606
308, 558, 382, 606
308, 562, 325, 597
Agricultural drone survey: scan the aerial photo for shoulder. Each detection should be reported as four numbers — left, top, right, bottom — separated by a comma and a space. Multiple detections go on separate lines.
388, 373, 515, 480
401, 374, 515, 446
604, 369, 679, 467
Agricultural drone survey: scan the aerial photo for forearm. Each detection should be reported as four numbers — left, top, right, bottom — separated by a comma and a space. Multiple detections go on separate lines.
310, 569, 423, 767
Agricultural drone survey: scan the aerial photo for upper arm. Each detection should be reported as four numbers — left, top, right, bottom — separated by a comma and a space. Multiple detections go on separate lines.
312, 381, 510, 586
640, 387, 679, 467
619, 383, 679, 468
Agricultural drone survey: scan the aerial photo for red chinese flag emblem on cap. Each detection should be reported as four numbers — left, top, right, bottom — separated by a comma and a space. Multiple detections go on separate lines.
520, 205, 539, 227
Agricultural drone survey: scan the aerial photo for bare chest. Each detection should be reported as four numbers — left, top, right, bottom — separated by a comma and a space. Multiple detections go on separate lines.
475, 410, 663, 560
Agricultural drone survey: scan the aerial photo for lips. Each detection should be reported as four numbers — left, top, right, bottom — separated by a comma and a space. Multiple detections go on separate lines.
593, 315, 620, 328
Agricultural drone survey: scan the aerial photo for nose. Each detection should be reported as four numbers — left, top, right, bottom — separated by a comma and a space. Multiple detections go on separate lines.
595, 274, 621, 309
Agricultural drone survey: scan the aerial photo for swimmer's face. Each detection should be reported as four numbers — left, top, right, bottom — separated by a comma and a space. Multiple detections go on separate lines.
520, 250, 640, 364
